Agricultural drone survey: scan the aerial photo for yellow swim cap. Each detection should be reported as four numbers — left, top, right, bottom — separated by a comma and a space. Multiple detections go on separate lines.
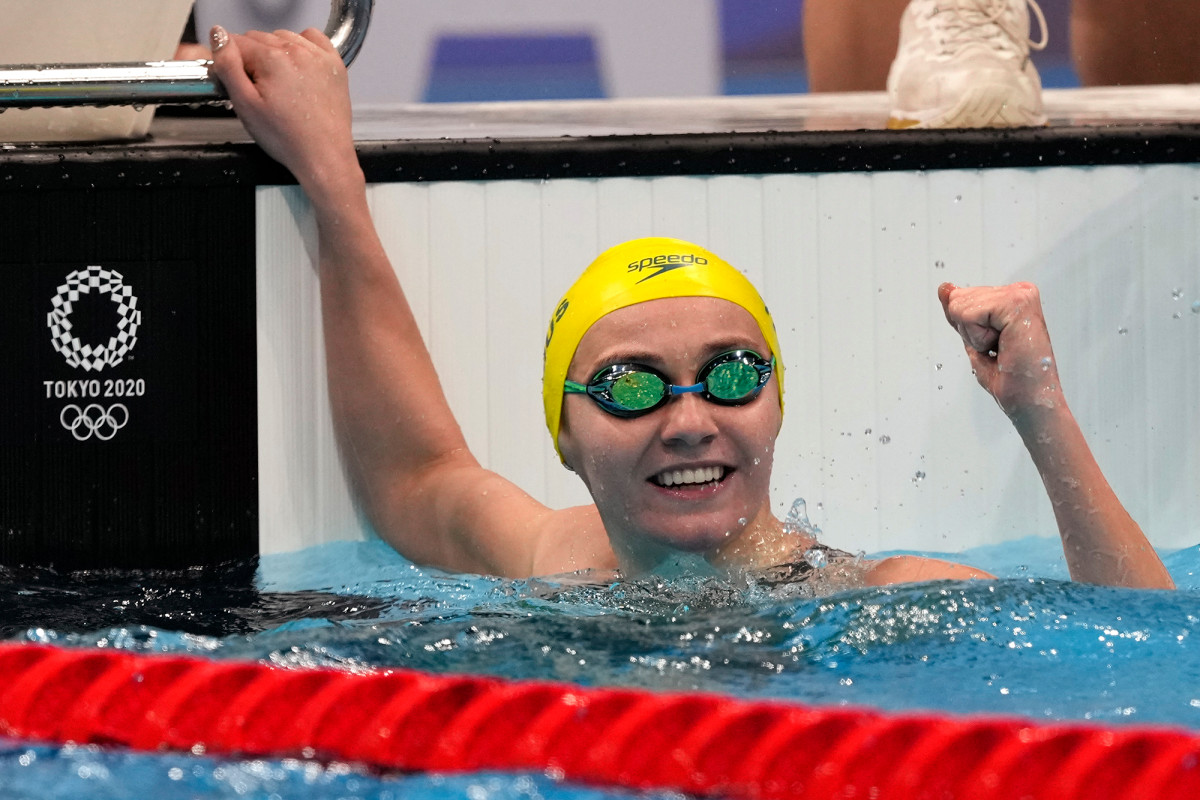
543, 237, 783, 460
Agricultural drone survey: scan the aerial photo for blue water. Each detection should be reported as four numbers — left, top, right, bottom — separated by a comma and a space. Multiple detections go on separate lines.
4, 536, 1199, 799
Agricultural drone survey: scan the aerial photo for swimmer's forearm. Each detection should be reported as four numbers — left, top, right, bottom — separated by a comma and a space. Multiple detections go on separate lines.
308, 178, 481, 551
1013, 401, 1174, 589
317, 188, 469, 468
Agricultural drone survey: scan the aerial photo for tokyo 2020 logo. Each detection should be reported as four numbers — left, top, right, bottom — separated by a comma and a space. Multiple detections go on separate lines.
59, 403, 129, 442
47, 266, 141, 372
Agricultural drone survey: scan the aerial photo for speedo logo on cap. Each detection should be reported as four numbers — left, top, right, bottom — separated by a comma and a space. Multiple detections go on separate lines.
544, 298, 569, 349
626, 253, 709, 283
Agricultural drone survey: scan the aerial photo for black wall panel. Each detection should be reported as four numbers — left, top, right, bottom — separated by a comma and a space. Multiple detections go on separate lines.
0, 185, 257, 568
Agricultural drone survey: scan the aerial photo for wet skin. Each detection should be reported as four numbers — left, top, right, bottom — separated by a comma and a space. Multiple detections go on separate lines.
557, 297, 784, 573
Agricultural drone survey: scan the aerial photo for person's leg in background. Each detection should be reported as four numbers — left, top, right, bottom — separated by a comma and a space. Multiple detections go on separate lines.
802, 0, 909, 91
1071, 0, 1200, 86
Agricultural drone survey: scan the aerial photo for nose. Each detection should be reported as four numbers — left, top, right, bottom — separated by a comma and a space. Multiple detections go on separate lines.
658, 392, 718, 448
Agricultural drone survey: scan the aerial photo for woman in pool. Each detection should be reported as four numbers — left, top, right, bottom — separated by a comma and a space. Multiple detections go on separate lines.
208, 26, 1172, 589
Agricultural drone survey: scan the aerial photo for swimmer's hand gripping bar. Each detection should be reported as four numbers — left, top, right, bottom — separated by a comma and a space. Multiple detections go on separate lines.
0, 0, 372, 108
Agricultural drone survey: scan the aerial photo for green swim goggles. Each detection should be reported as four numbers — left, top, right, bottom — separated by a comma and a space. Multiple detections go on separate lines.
564, 349, 774, 418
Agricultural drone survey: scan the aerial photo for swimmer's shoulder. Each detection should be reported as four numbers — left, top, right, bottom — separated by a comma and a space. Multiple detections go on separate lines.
415, 472, 614, 578
755, 550, 991, 594
530, 503, 619, 576
863, 555, 994, 586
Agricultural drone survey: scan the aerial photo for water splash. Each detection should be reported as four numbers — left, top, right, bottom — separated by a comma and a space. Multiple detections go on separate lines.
782, 498, 822, 540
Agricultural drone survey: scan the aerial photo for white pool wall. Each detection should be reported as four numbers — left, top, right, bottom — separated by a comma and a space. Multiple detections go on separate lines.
256, 164, 1200, 557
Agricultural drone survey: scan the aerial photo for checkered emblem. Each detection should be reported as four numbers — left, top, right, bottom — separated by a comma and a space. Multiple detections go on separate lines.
47, 266, 141, 372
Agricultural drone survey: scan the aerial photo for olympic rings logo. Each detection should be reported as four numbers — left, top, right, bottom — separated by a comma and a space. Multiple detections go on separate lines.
59, 403, 129, 442
47, 266, 141, 372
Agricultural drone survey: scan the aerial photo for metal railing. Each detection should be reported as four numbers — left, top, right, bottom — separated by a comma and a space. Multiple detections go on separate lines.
0, 0, 372, 108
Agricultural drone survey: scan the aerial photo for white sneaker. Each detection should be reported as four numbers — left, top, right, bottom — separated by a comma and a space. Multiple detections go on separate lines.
887, 0, 1049, 129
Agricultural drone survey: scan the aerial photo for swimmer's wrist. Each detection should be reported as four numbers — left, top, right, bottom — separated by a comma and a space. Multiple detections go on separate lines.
1004, 398, 1080, 458
300, 158, 367, 213
1000, 380, 1069, 427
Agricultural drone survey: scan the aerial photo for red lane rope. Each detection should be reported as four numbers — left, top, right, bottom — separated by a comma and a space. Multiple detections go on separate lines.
1, 642, 1199, 799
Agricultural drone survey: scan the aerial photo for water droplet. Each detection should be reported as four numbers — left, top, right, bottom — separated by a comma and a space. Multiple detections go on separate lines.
1192, 301, 1200, 314
1174, 312, 1183, 320
737, 517, 748, 526
1118, 326, 1128, 335
934, 363, 943, 371
864, 427, 872, 435
803, 548, 828, 569
912, 471, 926, 485
783, 498, 821, 538
934, 260, 945, 269
1172, 287, 1184, 300
1040, 356, 1053, 371
954, 195, 962, 203
878, 434, 891, 444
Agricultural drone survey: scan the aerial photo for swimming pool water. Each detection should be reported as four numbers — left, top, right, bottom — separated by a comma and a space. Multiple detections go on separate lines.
3, 535, 1199, 799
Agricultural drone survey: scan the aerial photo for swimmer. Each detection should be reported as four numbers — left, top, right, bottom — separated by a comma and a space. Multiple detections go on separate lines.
208, 26, 1173, 590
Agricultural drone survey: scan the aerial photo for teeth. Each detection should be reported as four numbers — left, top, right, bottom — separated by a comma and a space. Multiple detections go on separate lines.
656, 466, 725, 487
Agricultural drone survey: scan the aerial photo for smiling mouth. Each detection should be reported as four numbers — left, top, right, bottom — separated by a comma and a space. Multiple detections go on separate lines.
652, 465, 727, 489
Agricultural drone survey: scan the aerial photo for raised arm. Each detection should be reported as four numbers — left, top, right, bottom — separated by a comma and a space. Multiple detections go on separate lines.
208, 27, 607, 577
938, 282, 1173, 589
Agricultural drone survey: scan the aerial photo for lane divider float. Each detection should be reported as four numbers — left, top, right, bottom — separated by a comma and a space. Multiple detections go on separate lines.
0, 643, 1197, 799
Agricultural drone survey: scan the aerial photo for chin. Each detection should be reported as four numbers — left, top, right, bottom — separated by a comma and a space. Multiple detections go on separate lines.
637, 513, 746, 556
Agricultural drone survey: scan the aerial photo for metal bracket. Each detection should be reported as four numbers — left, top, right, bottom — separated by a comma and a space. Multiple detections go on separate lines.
0, 0, 373, 108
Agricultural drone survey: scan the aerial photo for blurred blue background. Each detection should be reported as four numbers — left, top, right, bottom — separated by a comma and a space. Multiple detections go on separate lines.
424, 0, 1078, 102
